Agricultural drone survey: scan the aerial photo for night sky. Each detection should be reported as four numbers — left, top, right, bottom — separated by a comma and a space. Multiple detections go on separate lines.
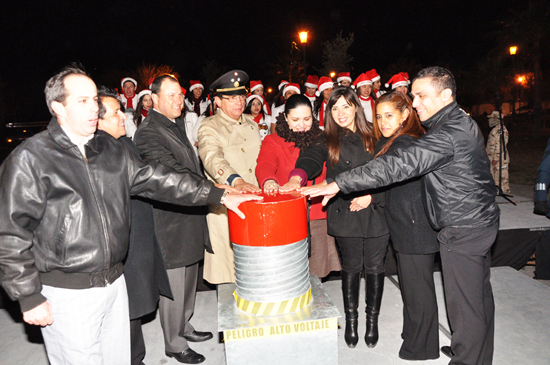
1, 0, 528, 122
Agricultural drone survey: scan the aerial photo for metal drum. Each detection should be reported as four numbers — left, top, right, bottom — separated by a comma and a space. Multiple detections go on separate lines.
228, 192, 312, 316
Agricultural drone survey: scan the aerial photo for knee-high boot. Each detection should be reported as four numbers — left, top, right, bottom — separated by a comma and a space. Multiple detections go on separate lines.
365, 272, 385, 348
342, 271, 360, 348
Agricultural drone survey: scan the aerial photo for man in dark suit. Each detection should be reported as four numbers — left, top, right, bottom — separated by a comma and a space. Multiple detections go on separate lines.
134, 75, 213, 364
97, 86, 173, 365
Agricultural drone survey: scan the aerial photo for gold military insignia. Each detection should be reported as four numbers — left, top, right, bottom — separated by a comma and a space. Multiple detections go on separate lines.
234, 81, 239, 87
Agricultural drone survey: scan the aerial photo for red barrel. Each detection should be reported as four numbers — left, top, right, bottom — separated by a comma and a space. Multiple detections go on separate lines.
228, 192, 308, 247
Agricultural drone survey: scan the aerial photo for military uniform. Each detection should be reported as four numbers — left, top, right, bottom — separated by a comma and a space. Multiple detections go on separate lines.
486, 112, 510, 194
198, 70, 261, 284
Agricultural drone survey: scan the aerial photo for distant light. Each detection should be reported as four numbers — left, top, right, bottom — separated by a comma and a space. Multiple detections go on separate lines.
7, 139, 12, 143
517, 76, 524, 83
330, 72, 336, 78
509, 46, 517, 55
267, 88, 273, 93
23, 130, 27, 133
299, 31, 308, 44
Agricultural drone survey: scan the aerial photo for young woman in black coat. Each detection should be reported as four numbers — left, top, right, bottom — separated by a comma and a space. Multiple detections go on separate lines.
373, 91, 440, 360
290, 86, 389, 349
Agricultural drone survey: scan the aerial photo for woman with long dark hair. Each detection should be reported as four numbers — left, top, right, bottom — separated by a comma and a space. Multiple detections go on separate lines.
244, 94, 270, 140
256, 94, 341, 278
291, 87, 389, 349
313, 76, 334, 129
132, 90, 153, 129
373, 91, 440, 360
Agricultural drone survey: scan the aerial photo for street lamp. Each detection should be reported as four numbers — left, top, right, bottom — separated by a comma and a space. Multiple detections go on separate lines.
299, 31, 308, 83
509, 46, 518, 55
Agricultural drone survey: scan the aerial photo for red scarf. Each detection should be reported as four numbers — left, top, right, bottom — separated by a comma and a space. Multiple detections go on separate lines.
253, 113, 263, 124
126, 95, 134, 109
192, 97, 202, 115
141, 109, 148, 119
359, 95, 375, 110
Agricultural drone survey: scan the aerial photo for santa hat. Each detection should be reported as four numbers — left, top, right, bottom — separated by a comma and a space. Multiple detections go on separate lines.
337, 72, 352, 84
353, 73, 372, 89
385, 72, 410, 89
137, 90, 151, 100
368, 69, 381, 83
316, 77, 334, 96
278, 80, 289, 91
250, 80, 264, 93
283, 83, 301, 97
246, 94, 264, 106
148, 78, 155, 89
189, 80, 204, 92
304, 75, 319, 89
181, 87, 187, 96
121, 77, 137, 88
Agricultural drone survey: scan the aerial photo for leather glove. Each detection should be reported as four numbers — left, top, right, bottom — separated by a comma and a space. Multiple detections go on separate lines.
534, 200, 549, 216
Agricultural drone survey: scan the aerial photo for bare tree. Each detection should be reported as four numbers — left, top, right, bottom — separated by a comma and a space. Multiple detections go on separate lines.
320, 31, 354, 76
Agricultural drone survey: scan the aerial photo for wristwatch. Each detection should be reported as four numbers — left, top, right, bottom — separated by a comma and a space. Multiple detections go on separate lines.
220, 190, 229, 205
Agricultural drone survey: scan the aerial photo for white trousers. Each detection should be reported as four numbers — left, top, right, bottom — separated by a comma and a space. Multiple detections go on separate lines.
40, 275, 130, 365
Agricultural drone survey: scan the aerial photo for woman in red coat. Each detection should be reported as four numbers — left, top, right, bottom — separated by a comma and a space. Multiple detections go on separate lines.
255, 94, 341, 279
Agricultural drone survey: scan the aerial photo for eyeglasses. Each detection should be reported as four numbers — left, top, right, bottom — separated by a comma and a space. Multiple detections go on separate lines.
221, 95, 246, 103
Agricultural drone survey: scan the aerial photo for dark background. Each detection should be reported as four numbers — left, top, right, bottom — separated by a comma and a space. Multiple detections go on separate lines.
0, 0, 531, 123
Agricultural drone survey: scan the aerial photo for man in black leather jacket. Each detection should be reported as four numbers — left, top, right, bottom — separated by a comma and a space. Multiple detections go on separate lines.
0, 65, 259, 365
306, 67, 499, 365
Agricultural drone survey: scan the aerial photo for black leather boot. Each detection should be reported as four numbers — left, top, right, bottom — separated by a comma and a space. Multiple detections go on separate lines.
342, 271, 360, 348
365, 273, 385, 348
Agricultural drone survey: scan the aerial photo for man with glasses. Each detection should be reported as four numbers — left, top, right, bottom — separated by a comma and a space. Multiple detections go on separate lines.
198, 70, 262, 285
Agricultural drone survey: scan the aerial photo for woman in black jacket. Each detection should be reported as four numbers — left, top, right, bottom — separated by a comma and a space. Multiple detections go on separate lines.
373, 91, 440, 360
290, 86, 389, 349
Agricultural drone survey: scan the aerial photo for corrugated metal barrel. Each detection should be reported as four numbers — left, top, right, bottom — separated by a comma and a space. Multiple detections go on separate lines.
228, 192, 312, 315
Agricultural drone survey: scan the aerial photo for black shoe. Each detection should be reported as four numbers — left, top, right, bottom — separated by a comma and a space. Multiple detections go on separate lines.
441, 346, 454, 358
183, 330, 213, 342
165, 349, 205, 364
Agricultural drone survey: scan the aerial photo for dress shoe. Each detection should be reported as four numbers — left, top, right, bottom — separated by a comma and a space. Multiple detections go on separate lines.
165, 349, 205, 364
441, 346, 454, 358
183, 330, 213, 342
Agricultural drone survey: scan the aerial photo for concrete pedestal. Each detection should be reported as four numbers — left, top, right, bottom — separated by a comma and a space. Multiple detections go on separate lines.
218, 276, 341, 365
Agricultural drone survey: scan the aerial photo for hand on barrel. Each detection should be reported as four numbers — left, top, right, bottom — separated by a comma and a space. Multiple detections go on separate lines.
223, 193, 263, 219
234, 179, 262, 193
279, 176, 303, 193
301, 181, 340, 206
263, 179, 280, 195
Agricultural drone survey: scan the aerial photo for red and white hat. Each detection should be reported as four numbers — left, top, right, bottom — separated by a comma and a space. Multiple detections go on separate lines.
148, 78, 155, 89
368, 69, 381, 83
246, 94, 264, 106
189, 80, 204, 92
304, 75, 319, 89
316, 77, 334, 96
250, 80, 264, 93
181, 87, 187, 96
278, 80, 289, 91
283, 83, 301, 97
121, 77, 137, 88
353, 73, 372, 89
137, 89, 151, 100
385, 72, 410, 89
337, 72, 352, 84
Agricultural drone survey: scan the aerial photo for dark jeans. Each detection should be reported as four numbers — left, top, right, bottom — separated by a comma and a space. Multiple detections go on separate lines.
336, 234, 390, 274
438, 222, 498, 365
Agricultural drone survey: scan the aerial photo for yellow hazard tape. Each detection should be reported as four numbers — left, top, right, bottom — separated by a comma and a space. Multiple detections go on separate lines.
224, 317, 338, 342
233, 287, 312, 316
